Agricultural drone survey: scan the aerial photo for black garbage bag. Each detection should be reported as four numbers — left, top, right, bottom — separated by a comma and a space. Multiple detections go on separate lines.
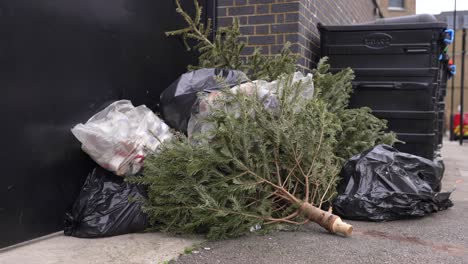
160, 68, 249, 133
333, 144, 453, 221
64, 167, 148, 238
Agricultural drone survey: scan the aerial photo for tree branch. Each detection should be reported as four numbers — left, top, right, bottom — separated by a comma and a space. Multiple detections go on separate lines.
274, 151, 283, 186
305, 113, 326, 204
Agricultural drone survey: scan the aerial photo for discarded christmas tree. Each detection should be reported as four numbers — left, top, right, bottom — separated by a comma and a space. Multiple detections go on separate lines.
132, 71, 351, 238
128, 0, 397, 239
130, 62, 396, 239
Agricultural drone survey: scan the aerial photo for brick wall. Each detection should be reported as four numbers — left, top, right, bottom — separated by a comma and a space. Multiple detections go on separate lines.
377, 0, 416, 18
217, 0, 378, 71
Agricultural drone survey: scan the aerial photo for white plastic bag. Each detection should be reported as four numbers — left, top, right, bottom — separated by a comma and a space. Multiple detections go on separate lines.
71, 100, 172, 176
187, 72, 314, 138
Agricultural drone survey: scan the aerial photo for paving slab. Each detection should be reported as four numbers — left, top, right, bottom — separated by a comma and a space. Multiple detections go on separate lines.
175, 140, 468, 264
0, 232, 202, 264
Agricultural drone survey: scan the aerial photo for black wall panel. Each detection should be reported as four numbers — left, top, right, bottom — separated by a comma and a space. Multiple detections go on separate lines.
0, 0, 209, 248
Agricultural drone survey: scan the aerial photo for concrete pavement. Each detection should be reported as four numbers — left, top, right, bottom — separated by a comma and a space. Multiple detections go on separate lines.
0, 139, 467, 264
175, 140, 468, 264
0, 231, 202, 264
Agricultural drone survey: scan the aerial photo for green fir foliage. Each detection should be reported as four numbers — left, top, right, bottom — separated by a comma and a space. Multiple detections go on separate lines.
165, 0, 297, 81
336, 107, 397, 160
131, 74, 342, 239
312, 58, 397, 160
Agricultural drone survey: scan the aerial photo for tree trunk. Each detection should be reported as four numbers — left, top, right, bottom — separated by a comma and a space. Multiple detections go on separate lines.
299, 202, 353, 236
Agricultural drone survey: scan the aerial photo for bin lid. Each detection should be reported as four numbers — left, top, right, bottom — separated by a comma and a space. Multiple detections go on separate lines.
318, 23, 447, 32
371, 14, 439, 24
318, 14, 447, 32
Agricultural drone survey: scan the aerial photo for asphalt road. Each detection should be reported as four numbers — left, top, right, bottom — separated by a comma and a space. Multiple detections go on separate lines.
175, 141, 468, 264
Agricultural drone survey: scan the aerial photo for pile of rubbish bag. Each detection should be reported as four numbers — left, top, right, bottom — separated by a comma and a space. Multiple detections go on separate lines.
71, 100, 173, 176
64, 167, 148, 238
333, 144, 453, 221
67, 69, 453, 238
160, 68, 249, 134
66, 100, 173, 238
185, 70, 315, 138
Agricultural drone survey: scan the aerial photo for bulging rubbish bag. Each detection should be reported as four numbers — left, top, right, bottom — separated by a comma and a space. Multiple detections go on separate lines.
71, 100, 173, 176
160, 68, 249, 134
333, 144, 453, 221
64, 167, 148, 238
187, 71, 315, 138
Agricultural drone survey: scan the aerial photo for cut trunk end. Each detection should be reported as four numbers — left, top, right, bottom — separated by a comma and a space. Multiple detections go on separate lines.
299, 202, 353, 236
332, 217, 353, 236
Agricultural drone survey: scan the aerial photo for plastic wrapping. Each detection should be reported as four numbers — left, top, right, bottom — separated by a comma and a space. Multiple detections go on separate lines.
333, 144, 453, 221
64, 167, 148, 238
187, 71, 315, 138
71, 100, 173, 176
160, 68, 249, 134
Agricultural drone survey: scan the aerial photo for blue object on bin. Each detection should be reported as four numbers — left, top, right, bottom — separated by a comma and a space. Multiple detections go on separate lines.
444, 29, 454, 44
449, 64, 456, 75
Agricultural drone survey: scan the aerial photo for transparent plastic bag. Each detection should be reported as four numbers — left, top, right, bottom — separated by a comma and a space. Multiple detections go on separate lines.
71, 100, 172, 176
160, 68, 249, 134
187, 72, 314, 138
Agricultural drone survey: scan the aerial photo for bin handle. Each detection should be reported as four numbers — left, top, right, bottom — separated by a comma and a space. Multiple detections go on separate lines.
354, 82, 432, 90
405, 48, 429, 53
355, 83, 398, 89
